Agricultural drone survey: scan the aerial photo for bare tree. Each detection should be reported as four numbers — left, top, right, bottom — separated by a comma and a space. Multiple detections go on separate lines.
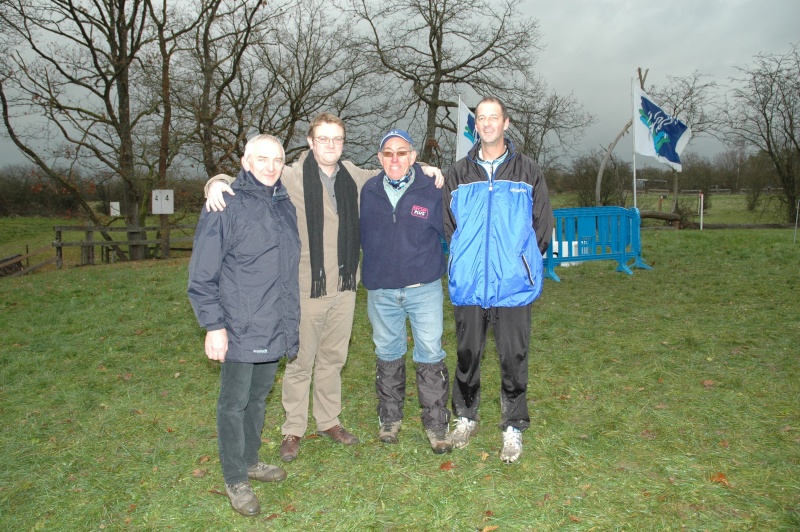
572, 150, 630, 207
345, 0, 543, 165
713, 146, 747, 192
142, 0, 205, 258
0, 0, 154, 259
507, 84, 595, 173
721, 45, 800, 222
250, 0, 388, 165
739, 150, 780, 212
173, 0, 276, 177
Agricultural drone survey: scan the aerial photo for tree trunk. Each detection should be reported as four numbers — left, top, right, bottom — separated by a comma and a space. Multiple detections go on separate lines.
596, 119, 631, 206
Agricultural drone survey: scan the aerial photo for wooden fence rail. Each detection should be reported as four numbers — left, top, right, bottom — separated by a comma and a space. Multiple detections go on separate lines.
53, 224, 197, 268
3, 224, 197, 278
0, 245, 58, 278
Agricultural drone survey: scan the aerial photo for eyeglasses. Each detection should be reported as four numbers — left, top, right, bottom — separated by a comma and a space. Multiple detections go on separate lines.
380, 149, 410, 158
313, 136, 345, 145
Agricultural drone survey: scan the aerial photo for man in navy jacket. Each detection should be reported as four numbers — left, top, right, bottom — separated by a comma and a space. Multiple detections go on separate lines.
359, 129, 451, 454
188, 134, 300, 516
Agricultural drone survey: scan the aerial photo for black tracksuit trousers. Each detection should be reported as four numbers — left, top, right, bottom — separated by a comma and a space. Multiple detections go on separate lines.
451, 304, 532, 431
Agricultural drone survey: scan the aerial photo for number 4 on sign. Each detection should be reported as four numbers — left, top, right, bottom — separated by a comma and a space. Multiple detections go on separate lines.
152, 189, 174, 215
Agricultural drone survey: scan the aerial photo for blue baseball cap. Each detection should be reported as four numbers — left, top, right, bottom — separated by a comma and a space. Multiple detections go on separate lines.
380, 129, 414, 149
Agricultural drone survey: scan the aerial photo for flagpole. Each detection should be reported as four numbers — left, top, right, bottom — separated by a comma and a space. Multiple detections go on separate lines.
458, 94, 463, 154
457, 94, 464, 161
631, 77, 638, 209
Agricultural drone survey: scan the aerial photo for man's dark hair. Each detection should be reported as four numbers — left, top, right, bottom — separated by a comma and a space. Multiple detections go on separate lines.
476, 96, 509, 121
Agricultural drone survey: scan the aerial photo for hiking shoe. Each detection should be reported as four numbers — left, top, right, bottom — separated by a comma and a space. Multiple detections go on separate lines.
225, 481, 260, 516
379, 420, 402, 443
450, 417, 478, 449
247, 461, 287, 483
500, 426, 523, 463
280, 434, 301, 462
425, 425, 453, 454
318, 424, 359, 445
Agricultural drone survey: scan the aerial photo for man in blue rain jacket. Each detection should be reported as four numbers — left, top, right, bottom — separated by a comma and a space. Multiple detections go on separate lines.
443, 97, 553, 464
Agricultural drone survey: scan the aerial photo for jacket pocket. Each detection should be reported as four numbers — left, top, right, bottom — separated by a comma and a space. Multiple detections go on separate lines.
521, 254, 535, 286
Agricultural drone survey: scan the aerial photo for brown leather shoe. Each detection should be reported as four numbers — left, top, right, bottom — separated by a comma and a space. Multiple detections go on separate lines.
317, 424, 359, 445
280, 434, 301, 462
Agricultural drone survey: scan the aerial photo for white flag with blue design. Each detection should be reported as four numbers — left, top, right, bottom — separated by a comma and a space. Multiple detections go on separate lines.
633, 85, 692, 171
456, 98, 478, 161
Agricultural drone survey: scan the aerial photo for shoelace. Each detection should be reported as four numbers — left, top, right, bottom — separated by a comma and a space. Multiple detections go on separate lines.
454, 419, 472, 432
503, 429, 522, 446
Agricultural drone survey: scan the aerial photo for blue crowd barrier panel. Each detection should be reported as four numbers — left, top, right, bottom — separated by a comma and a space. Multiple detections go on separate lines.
544, 206, 653, 282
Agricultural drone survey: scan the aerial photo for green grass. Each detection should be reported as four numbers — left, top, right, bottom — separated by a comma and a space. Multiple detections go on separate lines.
550, 192, 788, 226
1, 220, 799, 530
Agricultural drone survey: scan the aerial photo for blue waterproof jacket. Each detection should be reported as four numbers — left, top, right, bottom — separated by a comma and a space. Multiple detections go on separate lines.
188, 168, 301, 363
444, 140, 553, 308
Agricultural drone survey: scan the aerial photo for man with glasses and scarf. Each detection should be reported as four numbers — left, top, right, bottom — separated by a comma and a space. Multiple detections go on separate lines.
204, 114, 443, 462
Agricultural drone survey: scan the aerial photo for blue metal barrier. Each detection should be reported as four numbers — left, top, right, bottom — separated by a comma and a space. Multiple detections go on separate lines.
544, 207, 652, 282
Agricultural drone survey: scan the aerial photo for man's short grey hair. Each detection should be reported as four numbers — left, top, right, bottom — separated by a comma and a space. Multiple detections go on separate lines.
243, 134, 285, 161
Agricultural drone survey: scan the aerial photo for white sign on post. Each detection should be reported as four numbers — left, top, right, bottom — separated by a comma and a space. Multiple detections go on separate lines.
152, 189, 174, 215
110, 202, 120, 216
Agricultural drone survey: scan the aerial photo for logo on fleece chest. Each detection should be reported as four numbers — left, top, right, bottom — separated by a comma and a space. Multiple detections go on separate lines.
410, 205, 429, 219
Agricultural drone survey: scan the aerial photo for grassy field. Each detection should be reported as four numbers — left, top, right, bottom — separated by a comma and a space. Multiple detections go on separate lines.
0, 193, 788, 274
0, 208, 798, 530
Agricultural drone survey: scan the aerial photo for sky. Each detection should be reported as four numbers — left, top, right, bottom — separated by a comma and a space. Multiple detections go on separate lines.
1, 0, 797, 168
528, 0, 799, 164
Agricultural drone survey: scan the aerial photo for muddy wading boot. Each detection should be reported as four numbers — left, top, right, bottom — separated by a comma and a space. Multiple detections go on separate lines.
416, 361, 452, 454
376, 358, 406, 443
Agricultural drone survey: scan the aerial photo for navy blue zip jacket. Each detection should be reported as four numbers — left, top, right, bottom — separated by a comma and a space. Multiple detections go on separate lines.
360, 163, 446, 290
188, 168, 301, 363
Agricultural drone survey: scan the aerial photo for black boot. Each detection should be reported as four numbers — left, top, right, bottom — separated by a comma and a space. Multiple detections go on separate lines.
376, 359, 406, 442
416, 362, 452, 453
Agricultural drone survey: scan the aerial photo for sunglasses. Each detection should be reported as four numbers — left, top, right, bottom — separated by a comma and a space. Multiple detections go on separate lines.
380, 149, 410, 158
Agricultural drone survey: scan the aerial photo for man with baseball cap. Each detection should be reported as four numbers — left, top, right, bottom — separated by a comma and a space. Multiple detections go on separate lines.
359, 128, 452, 453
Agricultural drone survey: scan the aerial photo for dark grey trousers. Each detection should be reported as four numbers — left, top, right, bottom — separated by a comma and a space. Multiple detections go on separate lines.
217, 360, 279, 485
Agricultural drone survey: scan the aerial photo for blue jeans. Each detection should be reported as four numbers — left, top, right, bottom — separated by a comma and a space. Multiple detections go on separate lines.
217, 360, 279, 485
367, 280, 445, 364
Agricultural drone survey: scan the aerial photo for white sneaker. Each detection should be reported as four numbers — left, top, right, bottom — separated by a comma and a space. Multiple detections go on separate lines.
500, 426, 522, 463
450, 417, 478, 449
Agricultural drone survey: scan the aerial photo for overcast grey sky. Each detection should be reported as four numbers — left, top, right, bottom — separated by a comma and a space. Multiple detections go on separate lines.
1, 0, 797, 169
529, 0, 799, 163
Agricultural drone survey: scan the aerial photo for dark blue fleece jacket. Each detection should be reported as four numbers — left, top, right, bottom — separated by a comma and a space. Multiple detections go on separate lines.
359, 164, 446, 290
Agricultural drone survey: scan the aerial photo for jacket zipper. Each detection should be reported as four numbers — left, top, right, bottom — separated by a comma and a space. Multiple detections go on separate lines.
483, 162, 495, 305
